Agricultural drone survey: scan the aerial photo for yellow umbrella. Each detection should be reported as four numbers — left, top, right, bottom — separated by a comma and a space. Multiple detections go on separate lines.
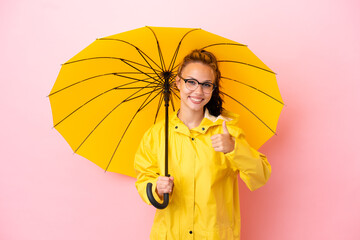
49, 26, 283, 179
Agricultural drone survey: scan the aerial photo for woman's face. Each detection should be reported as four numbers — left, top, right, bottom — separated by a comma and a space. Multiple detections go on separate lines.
176, 62, 215, 114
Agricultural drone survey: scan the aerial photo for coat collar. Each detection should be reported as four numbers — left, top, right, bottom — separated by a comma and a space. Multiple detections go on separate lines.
169, 109, 239, 135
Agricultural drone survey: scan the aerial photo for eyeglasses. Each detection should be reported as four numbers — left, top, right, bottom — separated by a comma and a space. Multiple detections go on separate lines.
179, 76, 216, 94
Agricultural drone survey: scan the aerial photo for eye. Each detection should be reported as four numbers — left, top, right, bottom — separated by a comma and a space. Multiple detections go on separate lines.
187, 80, 197, 86
203, 83, 213, 88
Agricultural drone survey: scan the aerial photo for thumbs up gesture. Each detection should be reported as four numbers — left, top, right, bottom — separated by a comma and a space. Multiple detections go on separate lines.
211, 121, 235, 154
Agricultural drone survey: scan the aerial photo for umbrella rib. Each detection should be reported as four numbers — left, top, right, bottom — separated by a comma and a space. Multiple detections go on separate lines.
122, 87, 162, 102
170, 89, 180, 100
105, 88, 163, 171
120, 58, 164, 84
169, 91, 176, 112
114, 86, 158, 90
221, 76, 284, 105
222, 92, 276, 135
136, 50, 164, 83
73, 84, 161, 154
168, 75, 177, 112
138, 89, 163, 112
113, 73, 159, 84
169, 75, 180, 112
64, 57, 163, 83
113, 72, 158, 75
63, 57, 160, 73
169, 28, 201, 72
49, 73, 155, 97
154, 93, 164, 124
99, 37, 164, 82
98, 38, 163, 70
145, 26, 166, 71
49, 73, 113, 97
201, 42, 247, 49
169, 89, 180, 113
218, 60, 276, 74
53, 80, 151, 128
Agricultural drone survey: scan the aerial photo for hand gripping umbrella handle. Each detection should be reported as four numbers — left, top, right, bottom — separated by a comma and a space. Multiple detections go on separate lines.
146, 182, 169, 209
146, 77, 171, 209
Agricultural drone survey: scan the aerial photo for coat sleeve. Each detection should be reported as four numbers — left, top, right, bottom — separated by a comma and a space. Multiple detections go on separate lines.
134, 127, 163, 205
225, 128, 272, 191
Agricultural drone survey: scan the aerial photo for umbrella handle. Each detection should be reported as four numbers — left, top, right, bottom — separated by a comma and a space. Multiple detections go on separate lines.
146, 182, 169, 209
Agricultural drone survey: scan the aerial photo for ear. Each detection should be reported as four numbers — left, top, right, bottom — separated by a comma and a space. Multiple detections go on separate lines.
175, 76, 181, 89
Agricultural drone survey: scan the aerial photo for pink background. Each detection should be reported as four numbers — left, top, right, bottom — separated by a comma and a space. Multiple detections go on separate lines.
1, 0, 359, 239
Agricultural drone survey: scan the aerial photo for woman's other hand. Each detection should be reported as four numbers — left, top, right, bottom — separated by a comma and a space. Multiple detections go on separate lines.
211, 121, 235, 154
156, 176, 174, 198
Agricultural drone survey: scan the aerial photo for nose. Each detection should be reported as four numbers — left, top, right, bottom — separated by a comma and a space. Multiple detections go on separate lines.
193, 84, 205, 95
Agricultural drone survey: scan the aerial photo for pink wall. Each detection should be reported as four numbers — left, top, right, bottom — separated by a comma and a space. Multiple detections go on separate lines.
1, 0, 359, 239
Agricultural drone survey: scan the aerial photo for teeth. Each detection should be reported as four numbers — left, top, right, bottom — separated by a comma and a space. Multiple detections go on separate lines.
190, 97, 202, 103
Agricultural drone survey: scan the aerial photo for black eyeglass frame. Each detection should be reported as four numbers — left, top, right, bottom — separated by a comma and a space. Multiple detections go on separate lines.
178, 75, 217, 93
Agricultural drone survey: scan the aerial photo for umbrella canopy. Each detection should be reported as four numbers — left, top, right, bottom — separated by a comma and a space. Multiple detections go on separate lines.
49, 26, 283, 178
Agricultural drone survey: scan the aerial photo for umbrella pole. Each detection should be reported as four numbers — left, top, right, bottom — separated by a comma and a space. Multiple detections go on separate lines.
146, 74, 171, 209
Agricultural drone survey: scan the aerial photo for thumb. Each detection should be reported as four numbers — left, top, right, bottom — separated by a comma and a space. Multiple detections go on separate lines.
222, 121, 230, 135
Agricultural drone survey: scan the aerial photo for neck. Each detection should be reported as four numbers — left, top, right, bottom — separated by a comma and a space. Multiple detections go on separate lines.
178, 108, 205, 129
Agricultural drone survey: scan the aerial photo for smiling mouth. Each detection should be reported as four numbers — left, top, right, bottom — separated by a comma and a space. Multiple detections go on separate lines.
189, 96, 203, 103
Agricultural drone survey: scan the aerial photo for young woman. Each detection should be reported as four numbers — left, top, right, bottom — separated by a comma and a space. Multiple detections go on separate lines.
134, 49, 271, 240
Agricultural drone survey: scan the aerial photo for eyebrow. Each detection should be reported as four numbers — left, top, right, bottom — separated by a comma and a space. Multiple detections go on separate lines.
185, 76, 213, 83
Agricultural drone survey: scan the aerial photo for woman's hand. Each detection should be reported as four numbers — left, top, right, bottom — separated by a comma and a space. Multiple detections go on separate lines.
156, 176, 174, 198
211, 121, 235, 154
